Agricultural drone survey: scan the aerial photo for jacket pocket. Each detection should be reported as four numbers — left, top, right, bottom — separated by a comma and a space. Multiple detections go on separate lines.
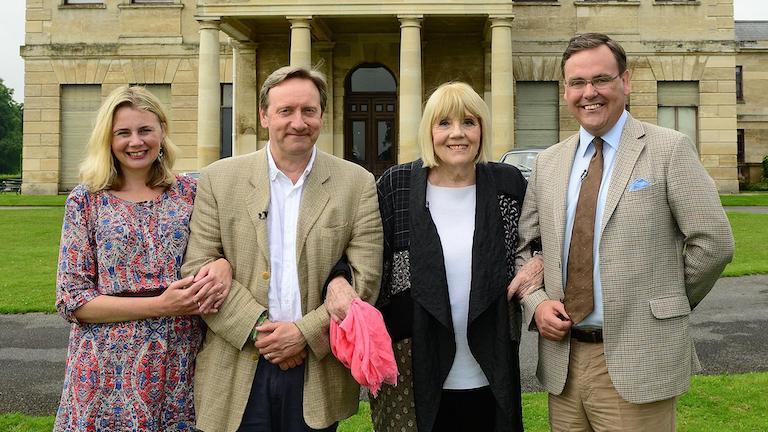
649, 295, 691, 319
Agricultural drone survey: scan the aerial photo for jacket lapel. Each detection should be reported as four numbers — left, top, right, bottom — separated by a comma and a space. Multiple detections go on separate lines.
408, 161, 453, 330
296, 151, 331, 267
245, 149, 271, 263
600, 116, 646, 235
468, 164, 506, 323
553, 135, 579, 252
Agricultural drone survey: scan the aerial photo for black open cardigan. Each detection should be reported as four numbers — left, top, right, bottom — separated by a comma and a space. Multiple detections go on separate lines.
376, 160, 527, 432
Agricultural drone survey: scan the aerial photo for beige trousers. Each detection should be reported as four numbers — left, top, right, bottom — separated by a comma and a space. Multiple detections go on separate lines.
549, 340, 677, 432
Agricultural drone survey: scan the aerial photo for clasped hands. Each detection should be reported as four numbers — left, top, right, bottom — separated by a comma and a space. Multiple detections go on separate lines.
254, 320, 308, 371
159, 258, 232, 316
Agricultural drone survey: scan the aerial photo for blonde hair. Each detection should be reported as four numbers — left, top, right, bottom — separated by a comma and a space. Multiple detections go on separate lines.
418, 81, 492, 168
79, 86, 177, 192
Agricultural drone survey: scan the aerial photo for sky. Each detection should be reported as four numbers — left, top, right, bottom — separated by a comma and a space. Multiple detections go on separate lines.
1, 0, 768, 104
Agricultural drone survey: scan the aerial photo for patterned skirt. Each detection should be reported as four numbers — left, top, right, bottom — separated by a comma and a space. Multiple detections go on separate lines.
370, 338, 417, 432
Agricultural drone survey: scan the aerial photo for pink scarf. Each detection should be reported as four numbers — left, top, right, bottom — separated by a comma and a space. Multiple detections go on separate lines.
330, 299, 398, 397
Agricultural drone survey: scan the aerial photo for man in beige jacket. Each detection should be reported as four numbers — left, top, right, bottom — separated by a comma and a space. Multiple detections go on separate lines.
182, 66, 383, 432
513, 33, 733, 431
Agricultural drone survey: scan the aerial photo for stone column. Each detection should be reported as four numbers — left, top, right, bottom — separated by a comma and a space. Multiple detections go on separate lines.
288, 16, 312, 69
315, 42, 335, 155
490, 16, 514, 159
233, 41, 259, 155
197, 19, 222, 167
398, 15, 423, 163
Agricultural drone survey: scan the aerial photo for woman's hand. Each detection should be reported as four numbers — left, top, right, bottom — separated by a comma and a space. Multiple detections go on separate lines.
324, 276, 358, 322
507, 255, 544, 301
157, 276, 200, 316
191, 258, 232, 314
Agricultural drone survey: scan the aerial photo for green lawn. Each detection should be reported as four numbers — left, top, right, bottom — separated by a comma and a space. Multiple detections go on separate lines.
0, 208, 63, 313
722, 212, 768, 277
720, 192, 768, 206
3, 373, 766, 431
0, 194, 67, 206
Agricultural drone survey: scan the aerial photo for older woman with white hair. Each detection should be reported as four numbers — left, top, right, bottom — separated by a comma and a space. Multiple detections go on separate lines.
370, 82, 535, 432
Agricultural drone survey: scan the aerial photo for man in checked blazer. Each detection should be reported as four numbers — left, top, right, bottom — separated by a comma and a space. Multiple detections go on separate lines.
181, 66, 382, 432
514, 33, 733, 431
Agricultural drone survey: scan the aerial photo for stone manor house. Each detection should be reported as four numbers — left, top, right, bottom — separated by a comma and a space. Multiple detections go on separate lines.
20, 0, 766, 194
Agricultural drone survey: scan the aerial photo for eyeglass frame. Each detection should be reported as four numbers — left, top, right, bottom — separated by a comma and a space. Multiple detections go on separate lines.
565, 73, 622, 90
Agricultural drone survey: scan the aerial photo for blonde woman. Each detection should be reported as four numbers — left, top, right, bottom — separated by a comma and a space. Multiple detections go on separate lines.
371, 82, 536, 432
55, 86, 230, 431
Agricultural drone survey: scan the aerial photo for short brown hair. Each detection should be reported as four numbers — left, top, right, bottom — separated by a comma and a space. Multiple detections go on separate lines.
259, 66, 328, 113
561, 33, 627, 77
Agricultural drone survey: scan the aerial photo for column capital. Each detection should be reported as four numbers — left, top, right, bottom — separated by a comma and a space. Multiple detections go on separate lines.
287, 16, 313, 29
398, 15, 423, 27
232, 40, 258, 53
197, 18, 221, 31
489, 15, 515, 28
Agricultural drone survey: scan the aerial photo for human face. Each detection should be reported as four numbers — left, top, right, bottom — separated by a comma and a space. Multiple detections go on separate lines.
110, 105, 165, 178
259, 78, 323, 162
431, 112, 482, 171
563, 44, 630, 137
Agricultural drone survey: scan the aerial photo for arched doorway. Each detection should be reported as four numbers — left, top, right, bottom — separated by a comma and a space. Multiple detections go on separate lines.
344, 64, 397, 177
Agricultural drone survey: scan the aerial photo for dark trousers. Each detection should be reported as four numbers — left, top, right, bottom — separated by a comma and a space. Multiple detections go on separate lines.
238, 357, 338, 432
433, 386, 496, 432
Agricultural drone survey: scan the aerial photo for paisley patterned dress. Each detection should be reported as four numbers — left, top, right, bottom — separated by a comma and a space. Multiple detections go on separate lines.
54, 175, 203, 432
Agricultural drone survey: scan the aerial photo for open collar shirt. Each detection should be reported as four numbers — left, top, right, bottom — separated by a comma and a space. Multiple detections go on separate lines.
266, 143, 317, 322
562, 110, 628, 329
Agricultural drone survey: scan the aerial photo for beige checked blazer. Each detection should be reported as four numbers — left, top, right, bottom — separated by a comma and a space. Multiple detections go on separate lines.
181, 148, 383, 431
518, 115, 733, 404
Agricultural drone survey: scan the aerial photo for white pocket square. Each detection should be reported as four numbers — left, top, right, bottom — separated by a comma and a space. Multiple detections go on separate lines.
629, 178, 651, 192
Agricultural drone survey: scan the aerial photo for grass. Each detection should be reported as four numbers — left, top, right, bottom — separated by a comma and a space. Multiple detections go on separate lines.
720, 192, 768, 206
722, 212, 768, 277
2, 373, 765, 431
0, 194, 67, 206
0, 208, 63, 313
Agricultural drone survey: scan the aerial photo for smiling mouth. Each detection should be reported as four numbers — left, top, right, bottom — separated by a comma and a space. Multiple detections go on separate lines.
126, 150, 148, 158
447, 144, 469, 150
582, 103, 603, 111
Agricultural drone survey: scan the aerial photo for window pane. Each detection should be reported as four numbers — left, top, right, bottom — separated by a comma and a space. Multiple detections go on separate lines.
657, 81, 699, 106
350, 67, 397, 92
352, 121, 366, 162
657, 106, 675, 130
360, 104, 368, 112
377, 120, 394, 161
678, 107, 697, 149
514, 81, 559, 149
60, 85, 102, 190
66, 0, 102, 3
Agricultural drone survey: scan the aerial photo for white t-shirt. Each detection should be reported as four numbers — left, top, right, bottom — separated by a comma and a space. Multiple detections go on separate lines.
426, 182, 489, 390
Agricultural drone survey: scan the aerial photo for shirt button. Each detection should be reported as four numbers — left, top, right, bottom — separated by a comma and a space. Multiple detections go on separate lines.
262, 271, 270, 280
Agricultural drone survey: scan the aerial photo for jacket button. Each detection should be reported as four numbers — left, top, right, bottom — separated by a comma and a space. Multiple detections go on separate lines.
262, 271, 270, 280
251, 354, 259, 362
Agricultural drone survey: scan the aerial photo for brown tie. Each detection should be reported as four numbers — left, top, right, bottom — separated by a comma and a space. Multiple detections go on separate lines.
564, 137, 604, 325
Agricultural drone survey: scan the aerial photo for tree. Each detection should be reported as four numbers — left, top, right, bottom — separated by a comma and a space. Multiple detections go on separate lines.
0, 78, 23, 175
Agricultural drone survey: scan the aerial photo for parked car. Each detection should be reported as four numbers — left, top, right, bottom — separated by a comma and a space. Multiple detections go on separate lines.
499, 148, 544, 181
181, 171, 200, 179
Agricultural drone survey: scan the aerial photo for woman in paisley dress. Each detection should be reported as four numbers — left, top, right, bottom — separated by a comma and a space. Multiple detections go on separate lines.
370, 82, 542, 432
54, 86, 231, 432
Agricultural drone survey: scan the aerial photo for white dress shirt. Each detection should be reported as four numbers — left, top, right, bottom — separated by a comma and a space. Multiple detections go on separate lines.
562, 110, 628, 329
266, 143, 317, 322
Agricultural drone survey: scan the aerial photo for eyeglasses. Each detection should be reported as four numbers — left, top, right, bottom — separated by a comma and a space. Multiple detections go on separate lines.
566, 74, 621, 90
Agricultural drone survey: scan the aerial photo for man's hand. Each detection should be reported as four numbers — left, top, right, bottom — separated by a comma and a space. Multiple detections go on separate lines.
324, 276, 358, 322
253, 321, 308, 365
191, 258, 232, 314
507, 255, 544, 301
534, 300, 572, 341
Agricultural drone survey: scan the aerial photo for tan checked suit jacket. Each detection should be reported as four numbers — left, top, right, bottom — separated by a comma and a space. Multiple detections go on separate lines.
518, 115, 733, 404
181, 148, 383, 431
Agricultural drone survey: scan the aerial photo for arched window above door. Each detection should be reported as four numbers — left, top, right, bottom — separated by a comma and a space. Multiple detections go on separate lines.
350, 66, 396, 92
